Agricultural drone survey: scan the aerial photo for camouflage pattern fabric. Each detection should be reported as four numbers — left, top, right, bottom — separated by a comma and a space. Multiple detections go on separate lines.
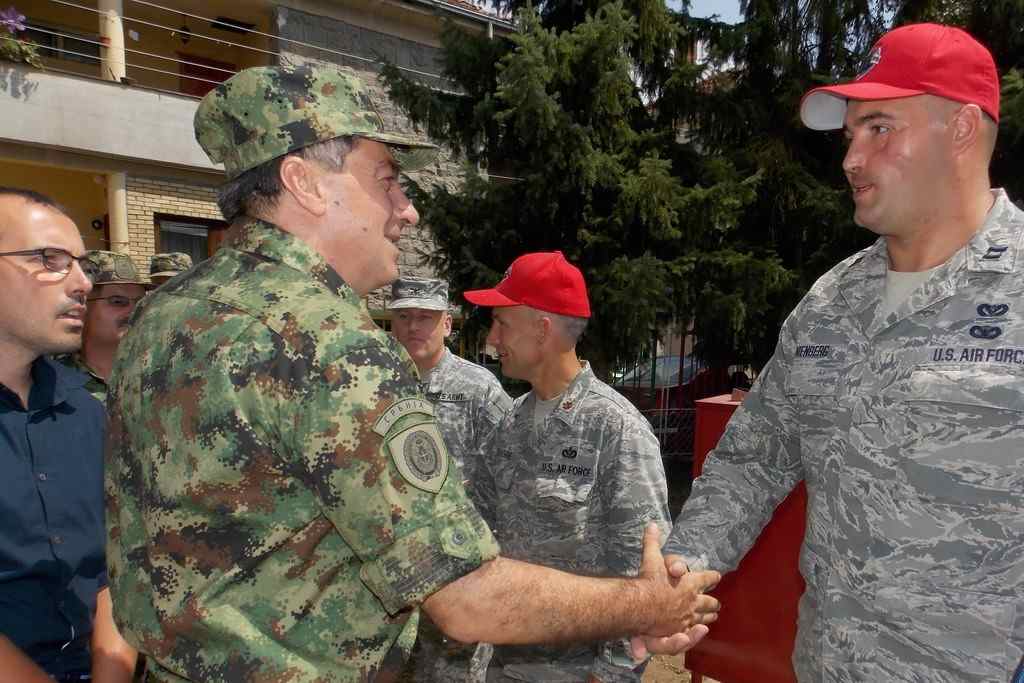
423, 349, 512, 515
84, 250, 148, 286
665, 189, 1024, 682
411, 348, 511, 683
389, 276, 449, 312
149, 252, 193, 279
477, 362, 671, 682
194, 64, 437, 180
55, 353, 106, 404
104, 218, 499, 682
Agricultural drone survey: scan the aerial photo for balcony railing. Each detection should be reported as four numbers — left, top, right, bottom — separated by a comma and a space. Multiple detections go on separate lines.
13, 0, 465, 99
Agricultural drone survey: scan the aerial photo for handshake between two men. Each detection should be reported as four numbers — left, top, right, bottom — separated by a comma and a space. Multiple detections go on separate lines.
420, 523, 721, 661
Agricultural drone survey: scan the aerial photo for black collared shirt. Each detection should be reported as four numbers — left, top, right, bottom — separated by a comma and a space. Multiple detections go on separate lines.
0, 356, 107, 675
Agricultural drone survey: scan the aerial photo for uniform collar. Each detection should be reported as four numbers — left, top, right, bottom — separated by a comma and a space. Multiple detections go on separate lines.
964, 189, 1022, 274
838, 188, 1022, 337
541, 360, 593, 425
226, 217, 350, 298
59, 353, 105, 387
423, 348, 454, 393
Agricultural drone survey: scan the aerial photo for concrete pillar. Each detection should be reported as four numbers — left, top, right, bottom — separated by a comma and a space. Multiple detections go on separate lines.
98, 0, 126, 82
106, 172, 130, 255
98, 0, 129, 255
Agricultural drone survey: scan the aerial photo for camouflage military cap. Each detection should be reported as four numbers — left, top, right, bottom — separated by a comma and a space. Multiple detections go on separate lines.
84, 250, 148, 287
194, 64, 438, 180
388, 276, 449, 311
149, 252, 193, 278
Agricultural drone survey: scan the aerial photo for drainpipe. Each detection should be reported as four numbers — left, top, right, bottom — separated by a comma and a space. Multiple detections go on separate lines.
98, 0, 130, 255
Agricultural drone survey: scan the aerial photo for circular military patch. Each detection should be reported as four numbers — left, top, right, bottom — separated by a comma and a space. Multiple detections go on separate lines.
384, 421, 449, 493
404, 429, 441, 478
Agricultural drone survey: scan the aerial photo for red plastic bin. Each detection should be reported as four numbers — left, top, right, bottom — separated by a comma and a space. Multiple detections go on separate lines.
686, 394, 807, 683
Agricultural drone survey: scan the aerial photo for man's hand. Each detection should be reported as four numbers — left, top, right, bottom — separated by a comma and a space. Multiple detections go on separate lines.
631, 530, 720, 658
626, 548, 716, 663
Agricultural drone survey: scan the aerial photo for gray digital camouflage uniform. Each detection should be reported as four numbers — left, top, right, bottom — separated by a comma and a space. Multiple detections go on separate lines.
105, 219, 500, 682
413, 348, 511, 683
423, 348, 512, 513
478, 362, 671, 682
666, 189, 1024, 682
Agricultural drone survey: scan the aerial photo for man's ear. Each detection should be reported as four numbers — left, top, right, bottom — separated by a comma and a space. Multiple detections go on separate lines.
443, 312, 453, 338
950, 103, 984, 157
536, 314, 553, 345
279, 155, 327, 216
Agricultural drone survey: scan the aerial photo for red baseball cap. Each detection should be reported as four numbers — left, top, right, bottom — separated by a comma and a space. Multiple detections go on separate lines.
800, 23, 999, 131
463, 251, 591, 318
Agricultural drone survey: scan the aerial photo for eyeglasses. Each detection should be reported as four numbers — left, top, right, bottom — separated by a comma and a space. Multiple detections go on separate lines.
0, 247, 100, 280
87, 295, 143, 308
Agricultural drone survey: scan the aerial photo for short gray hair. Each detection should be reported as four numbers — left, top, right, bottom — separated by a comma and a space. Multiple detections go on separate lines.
532, 311, 589, 344
217, 136, 355, 222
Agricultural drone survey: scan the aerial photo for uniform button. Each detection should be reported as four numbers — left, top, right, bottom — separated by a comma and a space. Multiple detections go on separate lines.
51, 535, 63, 545
37, 473, 47, 481
451, 531, 465, 546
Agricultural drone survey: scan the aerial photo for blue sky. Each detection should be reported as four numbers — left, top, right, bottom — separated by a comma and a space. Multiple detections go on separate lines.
668, 0, 743, 24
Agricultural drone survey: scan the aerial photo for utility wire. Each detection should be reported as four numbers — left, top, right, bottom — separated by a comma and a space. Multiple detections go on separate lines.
3, 34, 228, 86
25, 24, 238, 76
47, 0, 452, 82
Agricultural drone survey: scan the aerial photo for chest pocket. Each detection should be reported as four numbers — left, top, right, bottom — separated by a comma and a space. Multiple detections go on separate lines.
784, 362, 842, 434
901, 366, 1024, 511
785, 362, 841, 400
533, 440, 598, 507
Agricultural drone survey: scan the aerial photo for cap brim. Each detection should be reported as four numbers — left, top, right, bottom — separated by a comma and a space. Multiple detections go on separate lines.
388, 298, 448, 311
149, 271, 179, 278
800, 83, 925, 130
362, 132, 439, 172
463, 288, 521, 307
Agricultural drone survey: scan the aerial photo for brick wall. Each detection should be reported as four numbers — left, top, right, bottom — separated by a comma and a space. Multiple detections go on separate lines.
125, 175, 223, 276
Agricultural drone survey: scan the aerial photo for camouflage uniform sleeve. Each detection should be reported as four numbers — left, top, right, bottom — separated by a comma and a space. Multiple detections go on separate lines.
289, 342, 500, 615
473, 393, 518, 532
591, 410, 672, 682
663, 314, 804, 572
470, 376, 512, 496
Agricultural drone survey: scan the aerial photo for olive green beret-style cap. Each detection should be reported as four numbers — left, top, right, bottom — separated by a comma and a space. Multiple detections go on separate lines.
194, 64, 438, 180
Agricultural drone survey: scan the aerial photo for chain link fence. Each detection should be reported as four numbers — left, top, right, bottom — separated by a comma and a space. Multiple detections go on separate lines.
642, 408, 696, 460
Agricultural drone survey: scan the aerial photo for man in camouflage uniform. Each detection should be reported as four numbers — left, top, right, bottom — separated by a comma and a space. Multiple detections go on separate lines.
653, 24, 1024, 681
58, 250, 148, 403
389, 276, 512, 682
105, 64, 721, 682
465, 251, 672, 683
148, 252, 193, 287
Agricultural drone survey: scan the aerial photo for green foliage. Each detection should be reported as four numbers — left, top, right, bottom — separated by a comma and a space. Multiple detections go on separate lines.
383, 0, 1024, 376
0, 32, 43, 69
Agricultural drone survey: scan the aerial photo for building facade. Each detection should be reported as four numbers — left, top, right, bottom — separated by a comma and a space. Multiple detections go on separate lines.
0, 0, 510, 312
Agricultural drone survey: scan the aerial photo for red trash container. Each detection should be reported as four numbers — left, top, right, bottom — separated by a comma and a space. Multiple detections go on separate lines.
686, 394, 807, 683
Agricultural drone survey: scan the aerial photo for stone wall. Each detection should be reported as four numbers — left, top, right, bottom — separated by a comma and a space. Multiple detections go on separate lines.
274, 5, 466, 311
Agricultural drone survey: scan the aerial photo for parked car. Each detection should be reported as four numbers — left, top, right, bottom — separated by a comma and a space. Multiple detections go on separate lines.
612, 354, 732, 411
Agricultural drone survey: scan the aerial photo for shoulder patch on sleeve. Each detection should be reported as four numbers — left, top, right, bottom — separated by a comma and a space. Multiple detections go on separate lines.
373, 397, 435, 436
386, 422, 449, 493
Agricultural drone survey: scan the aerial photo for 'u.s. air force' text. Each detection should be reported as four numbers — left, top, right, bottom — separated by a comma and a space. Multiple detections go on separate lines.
932, 347, 1024, 364
540, 462, 593, 476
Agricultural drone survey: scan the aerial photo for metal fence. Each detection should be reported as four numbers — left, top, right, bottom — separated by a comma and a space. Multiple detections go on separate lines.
642, 408, 696, 460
